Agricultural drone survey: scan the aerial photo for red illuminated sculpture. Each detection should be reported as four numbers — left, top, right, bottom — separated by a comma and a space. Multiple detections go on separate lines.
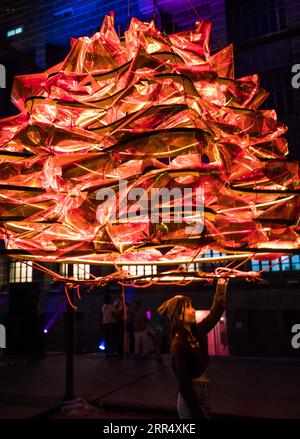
0, 14, 299, 287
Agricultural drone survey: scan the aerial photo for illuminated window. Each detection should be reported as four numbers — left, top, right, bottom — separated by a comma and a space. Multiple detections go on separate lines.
7, 26, 23, 37
122, 265, 157, 276
251, 256, 298, 272
270, 258, 280, 271
9, 261, 32, 283
60, 263, 90, 280
179, 250, 229, 273
261, 260, 271, 271
291, 255, 300, 271
251, 260, 260, 271
203, 250, 227, 258
180, 262, 202, 272
281, 256, 291, 271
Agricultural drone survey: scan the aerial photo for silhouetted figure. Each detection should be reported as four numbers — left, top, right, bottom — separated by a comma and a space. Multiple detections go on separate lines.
152, 312, 164, 362
113, 294, 130, 356
131, 299, 148, 356
101, 295, 117, 358
157, 278, 229, 419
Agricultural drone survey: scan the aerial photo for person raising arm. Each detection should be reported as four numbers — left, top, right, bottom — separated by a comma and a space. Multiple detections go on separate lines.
157, 278, 229, 418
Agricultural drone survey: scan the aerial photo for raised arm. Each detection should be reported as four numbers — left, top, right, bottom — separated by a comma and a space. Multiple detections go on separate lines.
197, 278, 229, 334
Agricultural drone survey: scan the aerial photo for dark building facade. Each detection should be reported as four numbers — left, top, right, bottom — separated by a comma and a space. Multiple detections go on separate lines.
226, 0, 300, 161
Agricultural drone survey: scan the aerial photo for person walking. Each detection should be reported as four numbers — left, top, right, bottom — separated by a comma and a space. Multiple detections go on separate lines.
131, 299, 148, 357
113, 294, 130, 356
101, 294, 117, 358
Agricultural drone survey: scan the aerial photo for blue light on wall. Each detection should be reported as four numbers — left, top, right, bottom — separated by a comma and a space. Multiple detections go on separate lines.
52, 7, 74, 19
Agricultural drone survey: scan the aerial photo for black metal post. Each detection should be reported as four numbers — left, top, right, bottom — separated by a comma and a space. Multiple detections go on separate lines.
63, 268, 76, 401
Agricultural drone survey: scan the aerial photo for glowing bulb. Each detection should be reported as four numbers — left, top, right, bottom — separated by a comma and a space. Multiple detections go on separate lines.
98, 341, 105, 351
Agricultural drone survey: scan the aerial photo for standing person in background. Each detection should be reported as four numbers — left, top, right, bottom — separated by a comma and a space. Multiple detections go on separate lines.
101, 294, 117, 358
131, 299, 148, 357
113, 293, 130, 357
152, 312, 164, 362
157, 278, 229, 419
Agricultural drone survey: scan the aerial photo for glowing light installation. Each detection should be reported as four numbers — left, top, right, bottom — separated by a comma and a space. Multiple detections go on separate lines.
0, 14, 299, 277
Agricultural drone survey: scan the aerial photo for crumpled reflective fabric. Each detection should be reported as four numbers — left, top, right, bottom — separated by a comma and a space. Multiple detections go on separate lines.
0, 13, 299, 265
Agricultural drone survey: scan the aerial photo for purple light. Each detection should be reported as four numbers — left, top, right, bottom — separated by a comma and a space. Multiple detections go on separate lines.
0, 296, 7, 308
146, 310, 151, 320
44, 298, 67, 332
43, 329, 48, 334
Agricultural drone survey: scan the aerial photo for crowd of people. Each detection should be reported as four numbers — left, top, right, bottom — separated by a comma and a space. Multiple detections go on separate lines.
100, 294, 164, 360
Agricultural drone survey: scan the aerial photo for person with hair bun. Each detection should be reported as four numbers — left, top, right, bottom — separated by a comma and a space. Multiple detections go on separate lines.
157, 278, 229, 419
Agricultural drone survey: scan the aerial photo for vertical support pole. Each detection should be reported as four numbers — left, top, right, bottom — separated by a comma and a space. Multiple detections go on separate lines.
64, 266, 76, 401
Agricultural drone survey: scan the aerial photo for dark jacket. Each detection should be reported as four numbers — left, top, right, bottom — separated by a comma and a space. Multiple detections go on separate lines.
171, 282, 227, 417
